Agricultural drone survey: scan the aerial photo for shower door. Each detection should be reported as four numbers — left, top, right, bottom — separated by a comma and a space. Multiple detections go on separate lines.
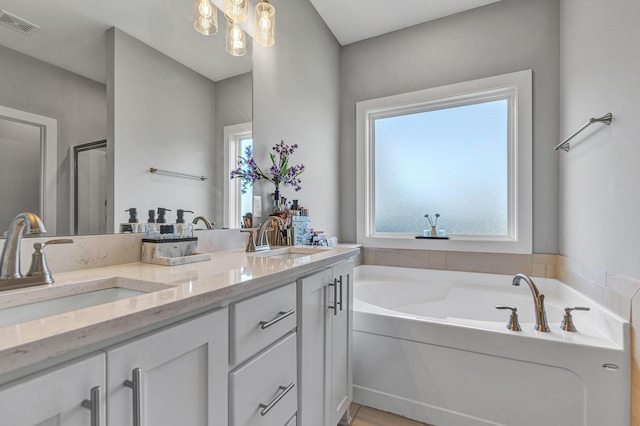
72, 140, 107, 235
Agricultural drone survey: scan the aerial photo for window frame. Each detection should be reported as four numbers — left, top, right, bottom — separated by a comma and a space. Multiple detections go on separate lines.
355, 70, 532, 254
223, 122, 252, 229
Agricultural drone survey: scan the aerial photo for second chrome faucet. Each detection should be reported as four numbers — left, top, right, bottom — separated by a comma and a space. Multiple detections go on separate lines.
246, 216, 285, 252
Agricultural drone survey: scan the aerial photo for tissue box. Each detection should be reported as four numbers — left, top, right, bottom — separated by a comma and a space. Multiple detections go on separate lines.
141, 237, 211, 266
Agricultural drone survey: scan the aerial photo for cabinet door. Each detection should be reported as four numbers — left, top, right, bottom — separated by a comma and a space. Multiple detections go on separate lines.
297, 268, 332, 426
0, 353, 106, 426
330, 262, 353, 426
106, 309, 228, 426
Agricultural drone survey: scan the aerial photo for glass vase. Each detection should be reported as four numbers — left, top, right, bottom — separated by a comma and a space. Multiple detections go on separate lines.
273, 189, 282, 213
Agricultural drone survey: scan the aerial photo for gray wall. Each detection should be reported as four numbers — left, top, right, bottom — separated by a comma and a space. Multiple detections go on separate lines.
0, 121, 40, 227
252, 0, 341, 236
0, 45, 107, 235
339, 0, 560, 253
107, 28, 217, 231
214, 71, 252, 226
559, 0, 640, 278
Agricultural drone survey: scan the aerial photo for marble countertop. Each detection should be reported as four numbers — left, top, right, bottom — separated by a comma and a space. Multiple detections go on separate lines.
0, 246, 359, 376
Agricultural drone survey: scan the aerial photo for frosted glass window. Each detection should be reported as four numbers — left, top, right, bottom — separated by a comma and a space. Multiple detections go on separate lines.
374, 99, 508, 236
357, 70, 532, 253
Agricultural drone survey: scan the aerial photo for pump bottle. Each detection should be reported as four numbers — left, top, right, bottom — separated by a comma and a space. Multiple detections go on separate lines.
175, 209, 194, 238
120, 208, 140, 233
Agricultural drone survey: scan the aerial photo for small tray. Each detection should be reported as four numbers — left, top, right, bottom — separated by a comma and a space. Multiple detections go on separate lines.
415, 236, 449, 240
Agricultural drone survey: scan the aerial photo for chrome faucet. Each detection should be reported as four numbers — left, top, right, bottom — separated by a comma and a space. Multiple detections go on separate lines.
1, 212, 46, 281
0, 212, 73, 291
246, 216, 285, 252
512, 273, 550, 332
192, 216, 214, 230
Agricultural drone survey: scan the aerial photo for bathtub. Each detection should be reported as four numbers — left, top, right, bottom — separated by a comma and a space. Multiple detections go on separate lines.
352, 265, 630, 426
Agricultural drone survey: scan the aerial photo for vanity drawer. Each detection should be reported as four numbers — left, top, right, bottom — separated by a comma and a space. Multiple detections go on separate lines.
231, 282, 297, 365
230, 332, 297, 426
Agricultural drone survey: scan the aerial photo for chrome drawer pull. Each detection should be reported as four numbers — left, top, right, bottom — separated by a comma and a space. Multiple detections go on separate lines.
123, 368, 142, 426
259, 382, 295, 416
336, 275, 343, 311
259, 309, 295, 329
328, 281, 338, 316
81, 386, 101, 426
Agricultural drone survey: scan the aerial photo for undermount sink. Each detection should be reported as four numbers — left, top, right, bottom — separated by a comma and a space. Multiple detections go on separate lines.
0, 277, 172, 328
247, 246, 331, 260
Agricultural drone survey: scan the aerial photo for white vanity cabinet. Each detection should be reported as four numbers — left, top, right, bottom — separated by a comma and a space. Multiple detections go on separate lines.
106, 308, 228, 426
0, 353, 106, 426
0, 248, 358, 426
298, 260, 354, 426
229, 282, 298, 426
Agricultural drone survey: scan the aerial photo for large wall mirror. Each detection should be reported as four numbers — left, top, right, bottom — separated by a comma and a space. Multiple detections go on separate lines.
0, 0, 253, 237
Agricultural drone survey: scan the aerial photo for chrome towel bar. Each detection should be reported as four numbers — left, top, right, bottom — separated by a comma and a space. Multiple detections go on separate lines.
554, 112, 612, 152
149, 167, 207, 181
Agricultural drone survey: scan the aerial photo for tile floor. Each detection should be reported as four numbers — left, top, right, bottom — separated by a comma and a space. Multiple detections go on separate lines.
348, 403, 434, 426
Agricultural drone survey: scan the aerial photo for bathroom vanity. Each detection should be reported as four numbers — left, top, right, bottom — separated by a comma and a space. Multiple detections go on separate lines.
0, 246, 358, 426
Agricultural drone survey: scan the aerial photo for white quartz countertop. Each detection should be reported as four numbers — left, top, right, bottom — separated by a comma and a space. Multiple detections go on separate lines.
0, 246, 359, 376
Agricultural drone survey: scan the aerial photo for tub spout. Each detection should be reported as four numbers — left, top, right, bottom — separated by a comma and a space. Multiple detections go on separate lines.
512, 273, 550, 332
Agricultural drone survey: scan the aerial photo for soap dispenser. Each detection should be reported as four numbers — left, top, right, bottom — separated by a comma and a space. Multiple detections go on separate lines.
146, 209, 160, 239
157, 207, 171, 224
120, 208, 139, 233
175, 209, 194, 238
157, 207, 173, 238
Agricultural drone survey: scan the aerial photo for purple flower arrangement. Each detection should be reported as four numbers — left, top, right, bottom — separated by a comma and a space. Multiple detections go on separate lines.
230, 140, 305, 194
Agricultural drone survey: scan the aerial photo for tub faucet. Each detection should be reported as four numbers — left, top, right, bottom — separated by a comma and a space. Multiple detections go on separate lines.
512, 273, 550, 332
246, 216, 285, 252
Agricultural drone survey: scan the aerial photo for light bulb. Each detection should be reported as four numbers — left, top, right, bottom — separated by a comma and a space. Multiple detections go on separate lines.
225, 0, 248, 23
226, 18, 246, 56
254, 1, 275, 47
231, 25, 242, 41
194, 0, 217, 35
198, 0, 212, 18
199, 16, 211, 30
259, 11, 271, 31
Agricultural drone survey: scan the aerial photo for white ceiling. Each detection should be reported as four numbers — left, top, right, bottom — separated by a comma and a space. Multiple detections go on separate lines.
309, 0, 503, 45
0, 0, 503, 84
0, 0, 253, 84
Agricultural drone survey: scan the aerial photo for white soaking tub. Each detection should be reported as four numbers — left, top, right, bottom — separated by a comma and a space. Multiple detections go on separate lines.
353, 265, 630, 426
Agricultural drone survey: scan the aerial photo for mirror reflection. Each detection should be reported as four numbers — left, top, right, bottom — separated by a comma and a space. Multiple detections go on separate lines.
0, 0, 253, 237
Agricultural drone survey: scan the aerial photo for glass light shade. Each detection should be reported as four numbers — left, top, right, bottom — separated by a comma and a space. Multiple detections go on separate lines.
224, 0, 248, 24
225, 19, 247, 56
254, 0, 275, 47
194, 0, 218, 35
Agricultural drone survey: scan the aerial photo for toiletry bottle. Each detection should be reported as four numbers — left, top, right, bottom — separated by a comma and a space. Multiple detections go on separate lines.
156, 208, 173, 238
159, 224, 175, 239
157, 207, 171, 224
120, 208, 138, 233
176, 209, 194, 238
146, 209, 161, 239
